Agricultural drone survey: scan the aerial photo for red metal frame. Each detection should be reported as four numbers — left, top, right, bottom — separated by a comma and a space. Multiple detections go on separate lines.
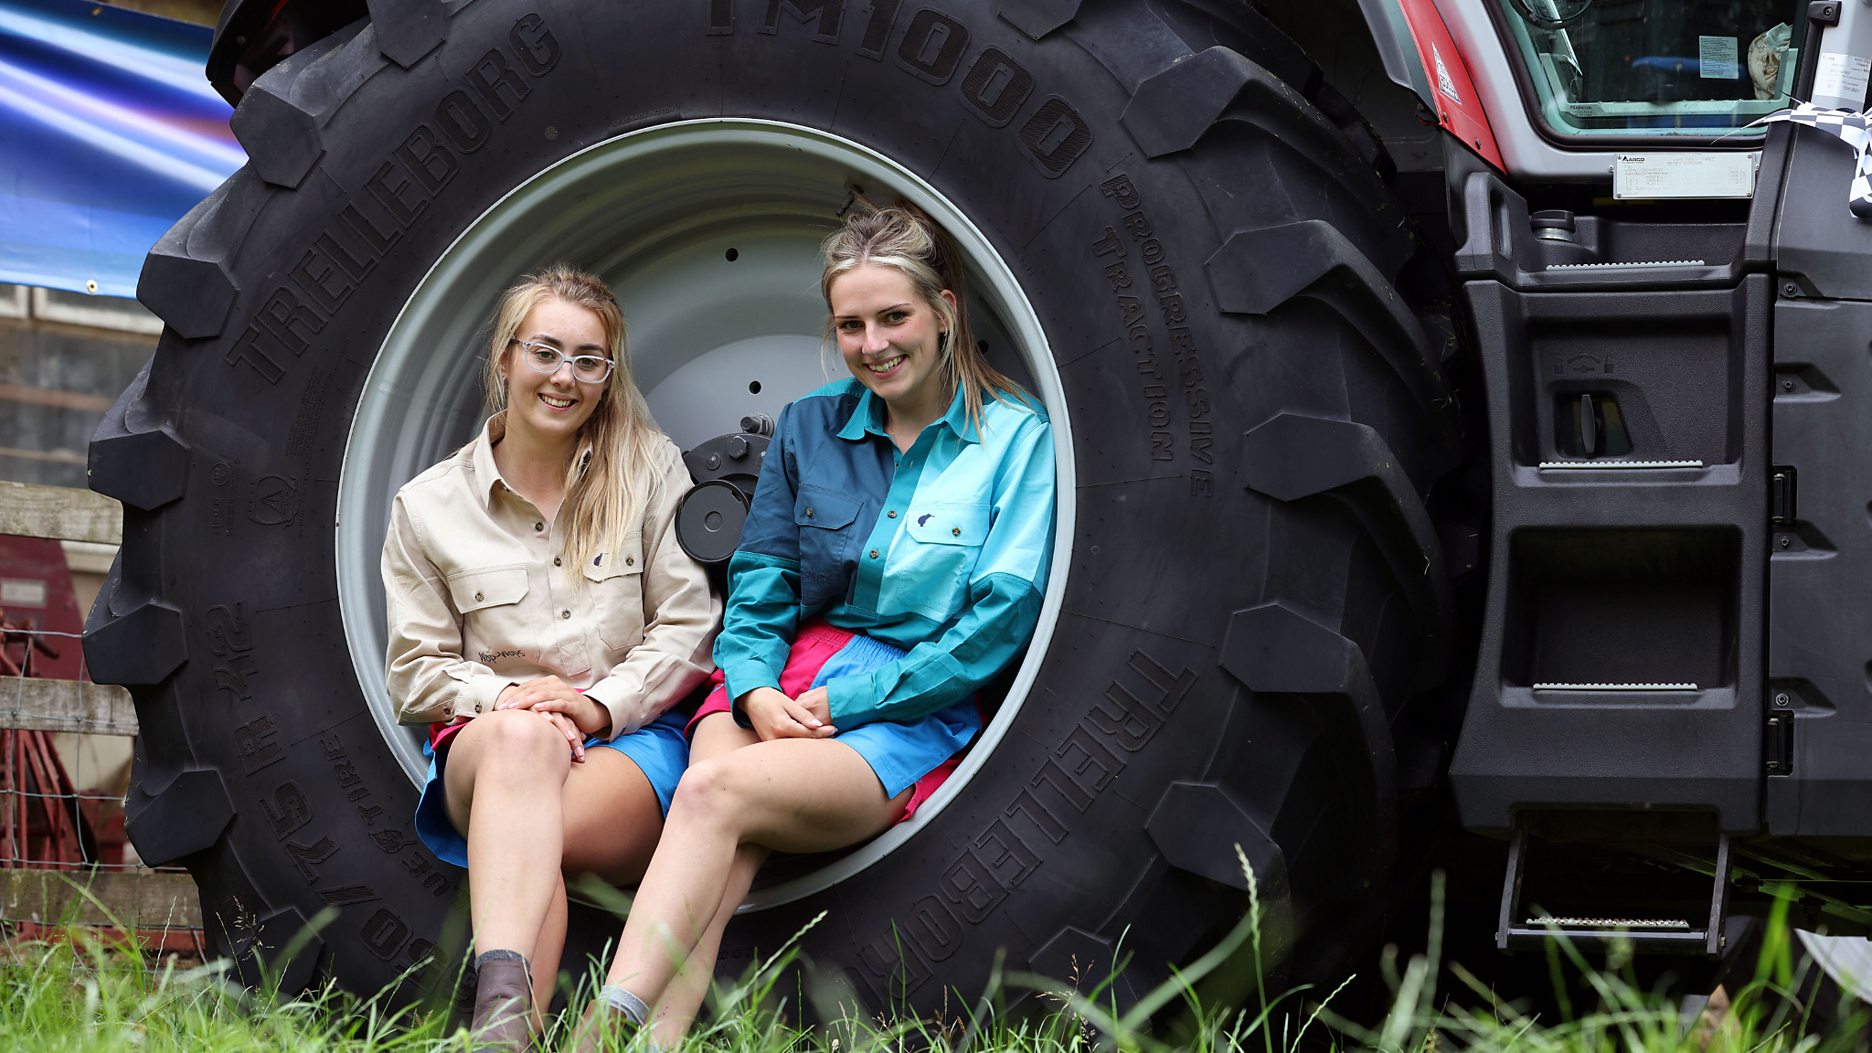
1, 610, 97, 869
8, 921, 209, 956
1, 607, 201, 951
0, 537, 84, 681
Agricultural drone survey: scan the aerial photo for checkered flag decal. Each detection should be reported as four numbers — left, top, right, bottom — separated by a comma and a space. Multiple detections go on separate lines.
1756, 103, 1872, 218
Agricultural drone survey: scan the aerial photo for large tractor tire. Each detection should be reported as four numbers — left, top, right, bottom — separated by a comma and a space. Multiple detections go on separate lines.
86, 0, 1467, 1011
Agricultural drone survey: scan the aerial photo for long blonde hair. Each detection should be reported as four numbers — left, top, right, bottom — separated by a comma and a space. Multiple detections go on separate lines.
820, 204, 1027, 432
481, 264, 663, 574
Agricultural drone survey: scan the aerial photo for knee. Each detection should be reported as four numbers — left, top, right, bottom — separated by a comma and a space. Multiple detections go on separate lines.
669, 757, 750, 826
473, 710, 569, 770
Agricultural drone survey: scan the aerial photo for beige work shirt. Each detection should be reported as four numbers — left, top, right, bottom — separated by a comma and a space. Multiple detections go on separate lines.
381, 413, 719, 739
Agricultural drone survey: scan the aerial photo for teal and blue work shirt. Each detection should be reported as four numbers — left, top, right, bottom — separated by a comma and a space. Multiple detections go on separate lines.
715, 379, 1056, 727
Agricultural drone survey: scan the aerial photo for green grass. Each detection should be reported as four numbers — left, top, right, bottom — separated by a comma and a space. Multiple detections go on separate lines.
3, 863, 1868, 1053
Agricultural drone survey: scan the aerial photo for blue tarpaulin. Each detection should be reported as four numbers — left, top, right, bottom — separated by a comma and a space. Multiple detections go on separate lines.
0, 0, 242, 298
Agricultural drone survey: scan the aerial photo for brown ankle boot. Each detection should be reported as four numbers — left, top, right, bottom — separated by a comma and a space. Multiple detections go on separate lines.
469, 951, 533, 1052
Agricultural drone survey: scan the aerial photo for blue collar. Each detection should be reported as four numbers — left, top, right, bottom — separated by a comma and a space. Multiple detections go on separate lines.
834, 385, 979, 445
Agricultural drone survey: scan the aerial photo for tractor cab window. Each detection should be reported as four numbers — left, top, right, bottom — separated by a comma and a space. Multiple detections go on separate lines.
1498, 0, 1799, 140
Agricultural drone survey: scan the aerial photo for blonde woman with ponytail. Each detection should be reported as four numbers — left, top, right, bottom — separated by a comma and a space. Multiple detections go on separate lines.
579, 206, 1055, 1047
380, 264, 718, 1051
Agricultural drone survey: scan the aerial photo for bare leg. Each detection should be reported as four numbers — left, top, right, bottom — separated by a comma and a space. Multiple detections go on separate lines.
554, 745, 667, 1030
644, 717, 765, 1035
560, 748, 668, 886
446, 714, 673, 1051
529, 874, 567, 1032
444, 711, 574, 956
604, 734, 910, 1047
649, 843, 765, 1039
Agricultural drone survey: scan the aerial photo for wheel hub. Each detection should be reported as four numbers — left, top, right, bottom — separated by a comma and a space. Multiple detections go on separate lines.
337, 119, 1071, 908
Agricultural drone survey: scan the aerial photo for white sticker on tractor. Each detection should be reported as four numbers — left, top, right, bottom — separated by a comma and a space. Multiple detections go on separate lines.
1698, 36, 1739, 80
1614, 153, 1757, 200
1815, 52, 1872, 105
1433, 44, 1460, 103
0, 579, 48, 608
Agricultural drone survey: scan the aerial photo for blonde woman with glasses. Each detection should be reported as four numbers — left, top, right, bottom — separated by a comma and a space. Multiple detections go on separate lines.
380, 264, 718, 1050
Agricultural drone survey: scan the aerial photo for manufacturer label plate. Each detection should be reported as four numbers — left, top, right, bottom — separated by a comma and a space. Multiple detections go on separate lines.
1815, 51, 1872, 106
1614, 153, 1757, 200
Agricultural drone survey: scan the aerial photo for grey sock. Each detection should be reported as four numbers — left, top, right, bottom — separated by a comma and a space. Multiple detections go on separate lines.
596, 984, 650, 1025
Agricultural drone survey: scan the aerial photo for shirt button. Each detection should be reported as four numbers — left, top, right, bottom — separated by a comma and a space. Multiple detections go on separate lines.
869, 549, 879, 559
534, 522, 544, 533
474, 591, 484, 602
805, 507, 815, 519
553, 557, 562, 567
887, 510, 897, 519
561, 609, 571, 619
625, 556, 635, 567
952, 527, 962, 537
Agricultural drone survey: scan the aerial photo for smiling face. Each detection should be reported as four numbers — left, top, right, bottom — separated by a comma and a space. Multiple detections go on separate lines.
830, 263, 955, 430
499, 296, 608, 448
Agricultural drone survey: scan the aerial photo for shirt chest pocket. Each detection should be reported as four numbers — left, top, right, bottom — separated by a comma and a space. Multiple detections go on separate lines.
582, 533, 646, 654
795, 485, 862, 609
887, 502, 991, 620
447, 564, 531, 653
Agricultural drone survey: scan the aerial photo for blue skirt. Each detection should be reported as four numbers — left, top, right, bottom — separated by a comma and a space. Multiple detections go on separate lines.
413, 709, 691, 869
815, 634, 979, 799
689, 624, 981, 805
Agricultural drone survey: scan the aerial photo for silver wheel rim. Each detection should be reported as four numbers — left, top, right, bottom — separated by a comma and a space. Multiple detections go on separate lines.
337, 118, 1072, 910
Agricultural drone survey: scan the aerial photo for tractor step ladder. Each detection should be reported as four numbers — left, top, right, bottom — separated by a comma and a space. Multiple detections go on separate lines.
1497, 823, 1731, 955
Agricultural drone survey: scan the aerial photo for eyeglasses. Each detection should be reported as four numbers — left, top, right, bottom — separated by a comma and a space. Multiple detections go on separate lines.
511, 339, 615, 383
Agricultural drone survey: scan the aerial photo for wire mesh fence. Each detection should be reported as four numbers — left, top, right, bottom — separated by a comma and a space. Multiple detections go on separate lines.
1, 613, 205, 955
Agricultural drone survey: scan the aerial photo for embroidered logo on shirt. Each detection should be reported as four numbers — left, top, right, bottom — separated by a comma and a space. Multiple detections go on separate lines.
917, 513, 932, 526
479, 649, 526, 663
